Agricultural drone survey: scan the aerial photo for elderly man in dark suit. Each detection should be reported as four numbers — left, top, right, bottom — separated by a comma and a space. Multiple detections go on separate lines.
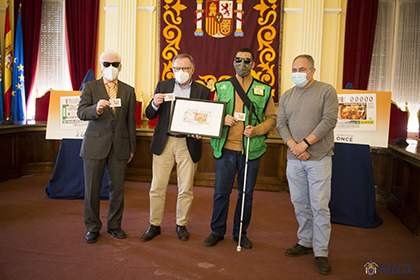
77, 50, 137, 244
141, 54, 211, 242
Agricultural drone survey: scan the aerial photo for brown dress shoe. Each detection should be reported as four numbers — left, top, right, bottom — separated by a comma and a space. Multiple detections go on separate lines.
140, 225, 161, 242
176, 225, 189, 241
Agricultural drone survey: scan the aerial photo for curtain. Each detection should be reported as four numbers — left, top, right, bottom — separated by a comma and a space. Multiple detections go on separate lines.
65, 0, 99, 90
13, 0, 42, 102
367, 1, 394, 92
392, 0, 420, 130
36, 1, 70, 94
368, 0, 420, 132
342, 0, 379, 90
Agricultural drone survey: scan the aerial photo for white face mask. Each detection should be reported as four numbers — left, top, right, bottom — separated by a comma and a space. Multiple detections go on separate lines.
175, 70, 190, 84
102, 66, 119, 81
291, 72, 309, 87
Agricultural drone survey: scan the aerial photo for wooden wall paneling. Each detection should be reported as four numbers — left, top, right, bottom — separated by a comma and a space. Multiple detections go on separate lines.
372, 144, 420, 236
388, 157, 419, 236
277, 140, 288, 188
389, 157, 407, 206
194, 139, 216, 187
0, 133, 18, 181
404, 164, 420, 235
126, 134, 153, 182
256, 140, 289, 192
371, 147, 392, 203
17, 131, 58, 176
0, 128, 60, 182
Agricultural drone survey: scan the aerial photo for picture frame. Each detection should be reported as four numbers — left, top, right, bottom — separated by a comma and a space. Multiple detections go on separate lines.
168, 97, 226, 138
46, 90, 88, 140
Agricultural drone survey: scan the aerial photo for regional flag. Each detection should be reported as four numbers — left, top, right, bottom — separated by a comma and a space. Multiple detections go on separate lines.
3, 6, 12, 120
11, 10, 26, 121
0, 42, 3, 121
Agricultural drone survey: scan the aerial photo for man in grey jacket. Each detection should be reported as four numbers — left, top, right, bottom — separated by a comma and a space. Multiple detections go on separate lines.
276, 54, 338, 275
77, 50, 137, 244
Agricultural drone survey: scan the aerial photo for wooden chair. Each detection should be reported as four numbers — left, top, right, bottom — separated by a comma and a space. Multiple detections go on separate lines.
388, 101, 409, 141
34, 90, 52, 122
418, 106, 420, 141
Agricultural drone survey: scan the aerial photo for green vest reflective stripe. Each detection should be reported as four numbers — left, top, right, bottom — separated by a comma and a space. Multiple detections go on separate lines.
211, 78, 271, 160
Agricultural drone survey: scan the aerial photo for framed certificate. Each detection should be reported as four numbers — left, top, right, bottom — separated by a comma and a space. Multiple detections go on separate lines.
168, 97, 226, 138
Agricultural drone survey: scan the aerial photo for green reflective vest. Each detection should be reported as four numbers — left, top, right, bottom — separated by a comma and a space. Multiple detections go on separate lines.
211, 78, 271, 160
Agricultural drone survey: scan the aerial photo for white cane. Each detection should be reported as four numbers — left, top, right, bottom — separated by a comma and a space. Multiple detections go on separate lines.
237, 130, 251, 252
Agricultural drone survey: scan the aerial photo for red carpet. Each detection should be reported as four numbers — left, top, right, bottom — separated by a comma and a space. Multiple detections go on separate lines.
0, 175, 419, 279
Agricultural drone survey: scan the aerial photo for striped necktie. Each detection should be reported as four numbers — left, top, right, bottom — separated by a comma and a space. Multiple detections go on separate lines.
108, 82, 117, 113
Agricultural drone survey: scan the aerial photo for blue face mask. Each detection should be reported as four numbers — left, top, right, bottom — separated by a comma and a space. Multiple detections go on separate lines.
291, 72, 309, 87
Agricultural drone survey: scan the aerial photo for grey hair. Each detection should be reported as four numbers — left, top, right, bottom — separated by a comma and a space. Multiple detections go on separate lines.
293, 54, 315, 69
100, 50, 122, 63
172, 54, 195, 68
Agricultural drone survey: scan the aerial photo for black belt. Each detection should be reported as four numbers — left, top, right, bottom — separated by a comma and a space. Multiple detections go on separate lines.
167, 133, 186, 138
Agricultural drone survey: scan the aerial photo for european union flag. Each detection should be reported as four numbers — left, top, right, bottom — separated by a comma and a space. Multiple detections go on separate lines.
11, 10, 26, 121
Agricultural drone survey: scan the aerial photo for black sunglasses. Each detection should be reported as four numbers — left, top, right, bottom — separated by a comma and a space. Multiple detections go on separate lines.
102, 61, 120, 68
234, 57, 252, 64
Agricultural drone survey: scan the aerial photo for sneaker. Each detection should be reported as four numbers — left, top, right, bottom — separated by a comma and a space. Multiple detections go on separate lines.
204, 233, 224, 247
315, 257, 332, 275
285, 243, 313, 257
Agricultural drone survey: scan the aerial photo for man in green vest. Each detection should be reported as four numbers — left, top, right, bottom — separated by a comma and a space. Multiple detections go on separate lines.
204, 48, 276, 249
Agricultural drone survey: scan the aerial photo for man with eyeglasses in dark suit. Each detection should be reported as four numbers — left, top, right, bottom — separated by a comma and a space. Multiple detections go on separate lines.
203, 48, 276, 249
141, 54, 211, 242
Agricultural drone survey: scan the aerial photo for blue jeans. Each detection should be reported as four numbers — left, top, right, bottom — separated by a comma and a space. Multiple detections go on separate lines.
210, 149, 261, 237
286, 156, 332, 257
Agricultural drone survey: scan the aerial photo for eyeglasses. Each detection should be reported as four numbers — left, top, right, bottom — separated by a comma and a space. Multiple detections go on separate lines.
102, 61, 120, 68
173, 67, 192, 73
234, 57, 253, 64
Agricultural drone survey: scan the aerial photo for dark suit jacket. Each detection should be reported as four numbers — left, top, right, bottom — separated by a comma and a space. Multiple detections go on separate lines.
146, 79, 211, 163
77, 78, 137, 160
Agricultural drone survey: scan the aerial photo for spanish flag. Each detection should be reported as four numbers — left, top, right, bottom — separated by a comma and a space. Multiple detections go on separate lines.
3, 6, 13, 120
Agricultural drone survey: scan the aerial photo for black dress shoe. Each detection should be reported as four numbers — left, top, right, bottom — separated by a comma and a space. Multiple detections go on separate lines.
107, 228, 126, 239
85, 231, 99, 243
315, 257, 332, 275
233, 235, 253, 249
176, 225, 189, 241
140, 225, 161, 242
204, 233, 224, 247
285, 243, 313, 257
